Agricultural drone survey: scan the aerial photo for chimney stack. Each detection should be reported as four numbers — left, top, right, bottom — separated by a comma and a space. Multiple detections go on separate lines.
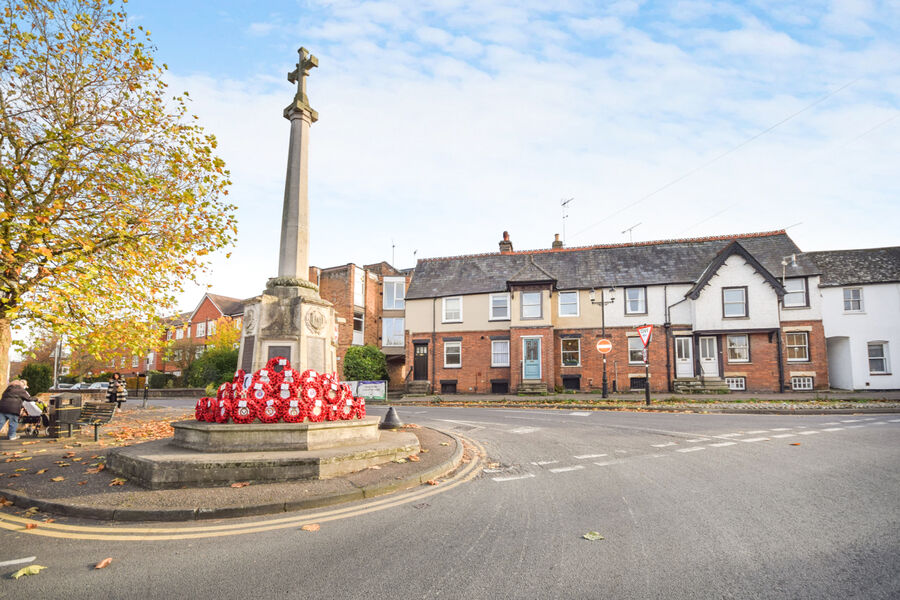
499, 231, 513, 253
552, 233, 563, 249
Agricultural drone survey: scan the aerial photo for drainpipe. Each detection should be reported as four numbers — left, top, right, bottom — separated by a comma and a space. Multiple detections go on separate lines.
431, 297, 436, 394
664, 286, 672, 392
776, 328, 785, 392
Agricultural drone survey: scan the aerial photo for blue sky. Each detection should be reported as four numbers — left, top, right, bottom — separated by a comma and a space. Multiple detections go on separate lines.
127, 0, 900, 310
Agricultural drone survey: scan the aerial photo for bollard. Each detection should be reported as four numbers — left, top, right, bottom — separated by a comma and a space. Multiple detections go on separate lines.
379, 406, 403, 430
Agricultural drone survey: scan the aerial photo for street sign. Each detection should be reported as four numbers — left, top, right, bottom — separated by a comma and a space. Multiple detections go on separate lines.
642, 348, 648, 363
596, 339, 612, 354
637, 325, 653, 347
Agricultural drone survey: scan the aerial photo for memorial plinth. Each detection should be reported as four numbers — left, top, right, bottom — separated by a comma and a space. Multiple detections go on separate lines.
172, 417, 382, 452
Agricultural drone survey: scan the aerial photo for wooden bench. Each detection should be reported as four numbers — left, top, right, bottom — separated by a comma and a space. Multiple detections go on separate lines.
72, 402, 117, 441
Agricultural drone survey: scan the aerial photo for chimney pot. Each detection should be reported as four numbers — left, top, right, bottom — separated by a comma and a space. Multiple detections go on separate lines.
499, 231, 513, 253
552, 233, 563, 249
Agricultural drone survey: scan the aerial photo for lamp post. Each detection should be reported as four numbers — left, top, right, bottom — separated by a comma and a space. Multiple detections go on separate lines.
589, 286, 616, 398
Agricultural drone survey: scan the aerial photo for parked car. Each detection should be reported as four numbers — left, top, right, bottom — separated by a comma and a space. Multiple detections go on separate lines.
69, 382, 89, 390
89, 382, 109, 391
54, 383, 74, 390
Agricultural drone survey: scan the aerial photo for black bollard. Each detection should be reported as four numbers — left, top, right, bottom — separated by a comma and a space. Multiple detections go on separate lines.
379, 406, 403, 430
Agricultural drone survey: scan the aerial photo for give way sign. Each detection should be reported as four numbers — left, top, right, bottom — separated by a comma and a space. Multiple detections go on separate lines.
637, 325, 653, 347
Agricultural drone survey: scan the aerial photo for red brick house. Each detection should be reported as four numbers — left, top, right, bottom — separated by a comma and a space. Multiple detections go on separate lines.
404, 230, 828, 394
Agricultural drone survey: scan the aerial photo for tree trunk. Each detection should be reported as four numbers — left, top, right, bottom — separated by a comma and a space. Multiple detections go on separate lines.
0, 318, 11, 389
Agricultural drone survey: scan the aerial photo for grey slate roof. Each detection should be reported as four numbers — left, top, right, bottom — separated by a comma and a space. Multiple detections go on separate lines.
206, 293, 247, 317
406, 231, 817, 300
804, 247, 900, 287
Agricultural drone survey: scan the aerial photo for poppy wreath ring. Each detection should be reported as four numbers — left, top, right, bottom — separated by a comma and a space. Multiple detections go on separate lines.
279, 397, 306, 423
230, 399, 256, 424
254, 397, 282, 423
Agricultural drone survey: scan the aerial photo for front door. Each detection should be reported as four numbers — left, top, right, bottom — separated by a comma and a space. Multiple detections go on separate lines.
523, 338, 541, 380
413, 344, 428, 380
675, 337, 693, 378
699, 336, 719, 377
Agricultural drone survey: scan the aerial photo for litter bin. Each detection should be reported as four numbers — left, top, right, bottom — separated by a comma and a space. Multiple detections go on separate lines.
49, 393, 83, 438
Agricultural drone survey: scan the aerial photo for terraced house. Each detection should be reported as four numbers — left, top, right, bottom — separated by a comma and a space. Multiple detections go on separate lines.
404, 230, 828, 395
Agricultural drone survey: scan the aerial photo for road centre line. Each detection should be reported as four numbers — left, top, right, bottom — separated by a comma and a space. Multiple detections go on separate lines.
742, 437, 770, 442
798, 431, 820, 435
824, 422, 841, 425
549, 465, 585, 473
652, 442, 677, 448
891, 419, 900, 423
677, 447, 705, 453
594, 460, 624, 467
569, 412, 591, 416
709, 441, 737, 447
746, 430, 769, 434
0, 556, 36, 567
772, 433, 796, 438
574, 453, 608, 459
841, 419, 861, 423
823, 427, 844, 431
871, 422, 886, 425
492, 473, 536, 482
686, 438, 709, 443
717, 433, 743, 438
530, 460, 559, 466
770, 428, 791, 431
846, 425, 865, 429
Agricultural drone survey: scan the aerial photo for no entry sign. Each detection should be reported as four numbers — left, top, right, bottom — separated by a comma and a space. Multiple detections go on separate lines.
596, 339, 612, 354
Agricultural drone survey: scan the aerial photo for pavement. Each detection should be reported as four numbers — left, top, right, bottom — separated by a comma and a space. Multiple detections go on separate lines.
0, 406, 466, 522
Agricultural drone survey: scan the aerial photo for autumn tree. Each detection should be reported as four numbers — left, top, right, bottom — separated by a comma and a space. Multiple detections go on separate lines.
0, 0, 237, 387
205, 316, 241, 352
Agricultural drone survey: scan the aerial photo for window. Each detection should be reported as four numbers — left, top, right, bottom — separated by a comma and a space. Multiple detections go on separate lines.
147, 352, 155, 368
561, 338, 580, 366
726, 377, 746, 391
175, 328, 184, 340
630, 377, 647, 391
785, 332, 809, 362
442, 297, 462, 322
491, 340, 510, 367
352, 314, 364, 346
444, 341, 461, 368
490, 293, 510, 320
628, 337, 644, 364
726, 335, 749, 362
521, 292, 542, 319
186, 325, 192, 337
131, 355, 139, 368
382, 318, 404, 347
207, 320, 216, 336
843, 288, 863, 312
783, 278, 808, 308
491, 381, 509, 394
383, 277, 405, 310
354, 267, 365, 307
723, 287, 747, 318
625, 287, 646, 314
194, 347, 203, 358
441, 381, 457, 394
120, 356, 126, 368
791, 376, 813, 391
558, 292, 579, 317
167, 329, 174, 341
868, 342, 889, 374
196, 322, 206, 337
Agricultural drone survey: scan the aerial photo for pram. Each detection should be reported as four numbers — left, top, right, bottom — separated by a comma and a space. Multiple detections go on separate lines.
20, 400, 50, 437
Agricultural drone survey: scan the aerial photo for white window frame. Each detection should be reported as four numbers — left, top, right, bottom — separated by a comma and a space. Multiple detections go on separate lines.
175, 328, 184, 340
383, 277, 406, 310
726, 334, 749, 363
489, 293, 510, 321
147, 352, 155, 368
868, 342, 889, 374
725, 377, 746, 391
785, 331, 809, 362
167, 329, 174, 340
628, 337, 644, 364
843, 287, 863, 312
352, 314, 364, 346
783, 278, 808, 308
521, 291, 542, 319
557, 291, 579, 317
791, 376, 813, 391
354, 267, 366, 307
561, 338, 581, 367
624, 287, 647, 315
723, 287, 747, 318
381, 317, 405, 347
131, 355, 139, 368
442, 297, 462, 323
196, 322, 206, 337
207, 320, 216, 336
444, 341, 461, 368
491, 340, 510, 367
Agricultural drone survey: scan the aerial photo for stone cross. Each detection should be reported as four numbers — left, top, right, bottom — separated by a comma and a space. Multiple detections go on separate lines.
287, 47, 318, 107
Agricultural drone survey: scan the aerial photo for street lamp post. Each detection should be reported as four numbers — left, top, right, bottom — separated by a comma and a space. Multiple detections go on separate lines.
589, 287, 616, 398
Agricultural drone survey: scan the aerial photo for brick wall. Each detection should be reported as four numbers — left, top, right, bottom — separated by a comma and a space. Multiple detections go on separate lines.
317, 265, 354, 369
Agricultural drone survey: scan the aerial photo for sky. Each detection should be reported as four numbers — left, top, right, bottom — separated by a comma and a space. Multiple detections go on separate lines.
127, 0, 900, 312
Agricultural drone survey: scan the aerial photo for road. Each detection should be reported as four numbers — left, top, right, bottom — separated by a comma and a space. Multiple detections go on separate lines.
3, 405, 899, 599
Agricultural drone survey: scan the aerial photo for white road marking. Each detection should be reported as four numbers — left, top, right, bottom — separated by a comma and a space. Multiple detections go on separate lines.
871, 422, 886, 426
483, 468, 509, 474
0, 556, 36, 567
861, 417, 877, 421
652, 442, 677, 448
677, 447, 705, 453
746, 430, 769, 435
823, 422, 841, 425
717, 433, 743, 438
709, 441, 737, 447
574, 453, 608, 459
594, 460, 624, 467
549, 465, 585, 473
772, 433, 796, 439
569, 411, 591, 416
798, 431, 820, 435
841, 419, 861, 423
846, 425, 865, 429
509, 426, 540, 434
615, 450, 628, 454
530, 460, 559, 466
686, 438, 709, 443
770, 428, 791, 431
492, 473, 536, 482
890, 419, 900, 423
822, 427, 844, 432
742, 437, 770, 443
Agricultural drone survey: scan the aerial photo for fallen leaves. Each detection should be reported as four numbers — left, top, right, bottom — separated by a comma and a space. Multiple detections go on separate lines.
407, 455, 420, 462
50, 477, 65, 482
230, 482, 250, 488
440, 442, 450, 446
10, 565, 46, 579
0, 497, 12, 506
582, 531, 605, 541
425, 480, 438, 486
35, 469, 47, 475
25, 523, 37, 529
108, 478, 126, 486
85, 464, 105, 474
94, 558, 113, 569
300, 523, 320, 532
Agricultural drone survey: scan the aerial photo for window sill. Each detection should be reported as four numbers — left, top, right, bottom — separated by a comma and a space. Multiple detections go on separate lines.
624, 312, 648, 317
870, 372, 892, 376
558, 314, 580, 318
441, 320, 462, 324
782, 305, 809, 310
491, 364, 510, 368
842, 311, 865, 315
787, 360, 811, 364
723, 316, 749, 320
488, 317, 511, 322
562, 364, 581, 368
520, 316, 543, 320
443, 365, 461, 369
727, 361, 750, 364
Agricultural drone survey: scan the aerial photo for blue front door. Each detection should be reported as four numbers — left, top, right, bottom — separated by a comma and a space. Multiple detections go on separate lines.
523, 338, 541, 379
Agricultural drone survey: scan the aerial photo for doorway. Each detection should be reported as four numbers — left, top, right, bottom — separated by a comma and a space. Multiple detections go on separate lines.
675, 337, 693, 378
522, 337, 542, 380
699, 336, 719, 377
413, 344, 428, 380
